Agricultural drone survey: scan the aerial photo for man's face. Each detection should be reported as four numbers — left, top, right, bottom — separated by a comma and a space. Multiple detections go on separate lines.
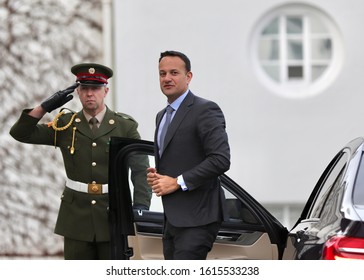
159, 56, 192, 103
77, 84, 108, 115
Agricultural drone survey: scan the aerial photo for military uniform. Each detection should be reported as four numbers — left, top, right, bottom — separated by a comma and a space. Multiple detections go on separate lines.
9, 63, 151, 259
10, 107, 151, 246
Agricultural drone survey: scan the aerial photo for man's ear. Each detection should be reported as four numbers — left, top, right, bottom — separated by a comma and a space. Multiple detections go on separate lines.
187, 71, 193, 83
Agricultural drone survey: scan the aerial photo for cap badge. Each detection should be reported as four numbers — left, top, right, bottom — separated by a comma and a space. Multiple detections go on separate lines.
88, 68, 95, 74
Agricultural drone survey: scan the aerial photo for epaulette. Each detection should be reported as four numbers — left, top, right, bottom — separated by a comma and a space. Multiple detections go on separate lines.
115, 111, 137, 122
59, 107, 77, 115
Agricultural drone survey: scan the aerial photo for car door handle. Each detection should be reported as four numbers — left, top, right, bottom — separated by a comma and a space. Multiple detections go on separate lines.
216, 235, 234, 241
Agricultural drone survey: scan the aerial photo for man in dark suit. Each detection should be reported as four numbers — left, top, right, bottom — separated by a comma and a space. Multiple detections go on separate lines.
147, 51, 231, 260
10, 63, 151, 259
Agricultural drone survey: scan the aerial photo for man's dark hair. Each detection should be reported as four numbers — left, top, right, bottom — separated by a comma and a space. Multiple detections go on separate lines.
159, 50, 191, 72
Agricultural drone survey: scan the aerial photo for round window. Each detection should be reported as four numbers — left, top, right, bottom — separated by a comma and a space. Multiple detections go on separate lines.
250, 3, 344, 98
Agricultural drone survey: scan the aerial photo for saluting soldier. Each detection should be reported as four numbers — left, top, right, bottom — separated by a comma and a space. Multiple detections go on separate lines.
10, 63, 152, 260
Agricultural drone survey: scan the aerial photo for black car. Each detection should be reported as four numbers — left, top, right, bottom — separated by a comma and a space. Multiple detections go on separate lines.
107, 137, 364, 260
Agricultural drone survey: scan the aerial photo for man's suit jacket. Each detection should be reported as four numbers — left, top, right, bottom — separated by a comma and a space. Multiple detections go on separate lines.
155, 91, 230, 227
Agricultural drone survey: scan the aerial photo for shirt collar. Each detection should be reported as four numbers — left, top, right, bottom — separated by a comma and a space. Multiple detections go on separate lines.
168, 89, 189, 111
83, 106, 107, 124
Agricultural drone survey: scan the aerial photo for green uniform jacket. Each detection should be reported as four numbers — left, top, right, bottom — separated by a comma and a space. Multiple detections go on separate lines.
10, 107, 151, 242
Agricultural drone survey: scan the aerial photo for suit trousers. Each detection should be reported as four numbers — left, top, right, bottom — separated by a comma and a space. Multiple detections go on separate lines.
162, 219, 221, 260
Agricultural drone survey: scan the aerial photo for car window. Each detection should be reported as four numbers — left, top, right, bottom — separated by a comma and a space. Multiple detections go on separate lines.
126, 152, 260, 226
308, 152, 348, 219
353, 152, 364, 206
222, 188, 260, 226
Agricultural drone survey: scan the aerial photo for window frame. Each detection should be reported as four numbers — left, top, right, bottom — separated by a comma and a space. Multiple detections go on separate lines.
250, 3, 344, 98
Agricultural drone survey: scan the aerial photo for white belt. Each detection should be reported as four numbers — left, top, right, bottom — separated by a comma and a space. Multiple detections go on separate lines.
65, 178, 108, 194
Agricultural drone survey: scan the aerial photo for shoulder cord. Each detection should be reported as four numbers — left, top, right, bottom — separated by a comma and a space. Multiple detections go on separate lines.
51, 111, 77, 153
51, 110, 77, 131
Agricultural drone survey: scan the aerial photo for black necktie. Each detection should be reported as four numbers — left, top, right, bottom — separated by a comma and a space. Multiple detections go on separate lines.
159, 106, 174, 155
89, 117, 98, 135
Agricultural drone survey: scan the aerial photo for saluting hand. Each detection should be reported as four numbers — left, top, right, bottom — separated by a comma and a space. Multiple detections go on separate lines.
41, 83, 79, 113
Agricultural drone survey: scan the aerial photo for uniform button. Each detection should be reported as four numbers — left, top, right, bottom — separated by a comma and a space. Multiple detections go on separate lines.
91, 200, 96, 205
92, 162, 96, 167
92, 181, 96, 184
92, 142, 97, 147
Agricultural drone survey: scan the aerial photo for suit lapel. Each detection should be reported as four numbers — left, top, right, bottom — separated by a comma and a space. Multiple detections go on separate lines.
161, 91, 194, 154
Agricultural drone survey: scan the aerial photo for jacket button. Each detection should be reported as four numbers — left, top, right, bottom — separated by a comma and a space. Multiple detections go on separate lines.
91, 200, 96, 205
92, 142, 97, 147
92, 162, 96, 167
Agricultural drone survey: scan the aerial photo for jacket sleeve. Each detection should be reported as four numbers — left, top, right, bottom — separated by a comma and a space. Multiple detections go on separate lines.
9, 109, 55, 146
182, 101, 231, 190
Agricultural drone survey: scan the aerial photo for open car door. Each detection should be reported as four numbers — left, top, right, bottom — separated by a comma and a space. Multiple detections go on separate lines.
108, 137, 288, 260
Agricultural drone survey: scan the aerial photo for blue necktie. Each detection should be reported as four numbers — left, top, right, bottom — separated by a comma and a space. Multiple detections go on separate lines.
159, 105, 174, 155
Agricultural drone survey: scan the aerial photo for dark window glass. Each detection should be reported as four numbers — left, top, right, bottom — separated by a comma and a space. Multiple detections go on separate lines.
288, 66, 303, 79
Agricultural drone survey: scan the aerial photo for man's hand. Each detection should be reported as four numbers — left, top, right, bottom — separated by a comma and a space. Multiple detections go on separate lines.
147, 168, 179, 197
41, 83, 79, 113
147, 167, 157, 187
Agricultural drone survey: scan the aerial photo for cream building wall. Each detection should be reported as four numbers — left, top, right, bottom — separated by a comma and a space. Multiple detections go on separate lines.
112, 0, 364, 223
